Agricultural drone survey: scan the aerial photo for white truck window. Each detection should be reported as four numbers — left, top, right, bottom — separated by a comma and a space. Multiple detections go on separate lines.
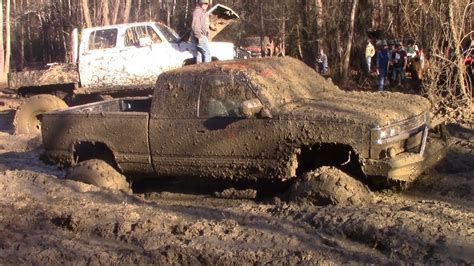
124, 26, 162, 47
87, 29, 118, 50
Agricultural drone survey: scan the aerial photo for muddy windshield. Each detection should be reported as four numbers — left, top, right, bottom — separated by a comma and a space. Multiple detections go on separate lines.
155, 23, 179, 43
244, 57, 338, 110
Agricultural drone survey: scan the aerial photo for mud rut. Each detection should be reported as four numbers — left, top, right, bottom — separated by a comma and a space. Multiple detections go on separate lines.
0, 94, 473, 264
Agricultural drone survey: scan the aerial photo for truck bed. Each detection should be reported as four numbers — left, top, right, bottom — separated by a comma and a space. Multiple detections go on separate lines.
8, 63, 80, 89
40, 97, 153, 173
57, 97, 152, 114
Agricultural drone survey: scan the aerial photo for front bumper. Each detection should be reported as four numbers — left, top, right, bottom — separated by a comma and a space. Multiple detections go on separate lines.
362, 135, 447, 182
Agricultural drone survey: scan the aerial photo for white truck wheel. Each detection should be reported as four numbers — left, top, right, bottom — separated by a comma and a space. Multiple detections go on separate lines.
13, 94, 68, 135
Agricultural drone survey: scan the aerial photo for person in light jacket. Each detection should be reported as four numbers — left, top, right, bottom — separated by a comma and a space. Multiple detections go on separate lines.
191, 0, 211, 63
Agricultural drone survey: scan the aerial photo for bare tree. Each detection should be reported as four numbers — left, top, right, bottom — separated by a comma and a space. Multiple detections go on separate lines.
4, 0, 11, 79
82, 0, 92, 27
111, 0, 120, 25
314, 0, 323, 53
102, 0, 110, 26
0, 0, 4, 83
123, 0, 132, 23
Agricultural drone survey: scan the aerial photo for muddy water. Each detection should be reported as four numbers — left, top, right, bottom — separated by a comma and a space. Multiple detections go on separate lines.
0, 99, 473, 264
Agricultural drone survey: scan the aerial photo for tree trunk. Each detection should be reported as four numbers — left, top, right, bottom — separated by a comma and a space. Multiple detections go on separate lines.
82, 0, 93, 27
4, 0, 11, 78
314, 0, 323, 53
20, 0, 25, 69
123, 0, 132, 23
0, 0, 5, 83
448, 1, 467, 100
340, 0, 358, 84
102, 0, 110, 26
111, 0, 120, 25
183, 0, 189, 28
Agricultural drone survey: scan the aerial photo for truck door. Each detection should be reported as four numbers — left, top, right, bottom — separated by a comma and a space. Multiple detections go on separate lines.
149, 72, 275, 179
191, 74, 276, 175
79, 28, 122, 88
119, 25, 170, 87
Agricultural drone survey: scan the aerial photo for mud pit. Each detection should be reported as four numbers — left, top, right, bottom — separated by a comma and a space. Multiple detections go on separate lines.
0, 94, 473, 264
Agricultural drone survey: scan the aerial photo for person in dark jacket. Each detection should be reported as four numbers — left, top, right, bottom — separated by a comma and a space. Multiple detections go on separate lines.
192, 0, 211, 63
391, 42, 407, 86
376, 41, 390, 91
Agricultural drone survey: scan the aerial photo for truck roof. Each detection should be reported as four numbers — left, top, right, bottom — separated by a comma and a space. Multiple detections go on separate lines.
82, 21, 167, 32
159, 57, 430, 127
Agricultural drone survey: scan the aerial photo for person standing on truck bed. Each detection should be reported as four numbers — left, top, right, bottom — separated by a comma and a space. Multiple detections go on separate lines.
192, 0, 211, 63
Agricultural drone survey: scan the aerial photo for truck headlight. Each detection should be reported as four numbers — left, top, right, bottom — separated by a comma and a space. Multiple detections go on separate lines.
372, 112, 429, 145
373, 125, 401, 144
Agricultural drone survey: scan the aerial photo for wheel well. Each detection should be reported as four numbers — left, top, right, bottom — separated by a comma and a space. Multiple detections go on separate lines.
295, 143, 365, 179
73, 142, 118, 169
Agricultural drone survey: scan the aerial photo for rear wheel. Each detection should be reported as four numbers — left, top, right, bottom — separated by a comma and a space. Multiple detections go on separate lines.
65, 159, 131, 193
14, 94, 68, 135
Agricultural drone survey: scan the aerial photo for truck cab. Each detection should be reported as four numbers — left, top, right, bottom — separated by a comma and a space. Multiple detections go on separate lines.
77, 4, 239, 92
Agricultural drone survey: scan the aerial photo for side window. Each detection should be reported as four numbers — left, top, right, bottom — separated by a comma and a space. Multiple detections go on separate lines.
199, 74, 256, 118
151, 73, 198, 119
88, 29, 117, 50
124, 26, 162, 47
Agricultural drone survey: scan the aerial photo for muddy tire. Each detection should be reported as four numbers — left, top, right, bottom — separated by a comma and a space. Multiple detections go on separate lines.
288, 166, 373, 205
14, 94, 68, 135
66, 159, 130, 193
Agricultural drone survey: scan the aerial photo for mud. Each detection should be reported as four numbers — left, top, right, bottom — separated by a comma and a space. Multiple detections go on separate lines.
0, 95, 473, 264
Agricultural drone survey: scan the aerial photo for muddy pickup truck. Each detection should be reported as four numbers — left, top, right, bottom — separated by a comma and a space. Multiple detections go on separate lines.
9, 4, 239, 135
40, 57, 447, 193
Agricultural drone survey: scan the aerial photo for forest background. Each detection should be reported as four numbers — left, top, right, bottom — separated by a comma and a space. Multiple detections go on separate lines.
0, 0, 472, 122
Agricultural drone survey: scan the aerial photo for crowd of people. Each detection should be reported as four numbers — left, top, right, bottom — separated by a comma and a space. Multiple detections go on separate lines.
312, 38, 426, 90
372, 39, 425, 91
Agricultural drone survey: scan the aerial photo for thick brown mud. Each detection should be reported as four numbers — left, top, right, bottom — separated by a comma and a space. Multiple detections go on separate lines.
0, 95, 472, 264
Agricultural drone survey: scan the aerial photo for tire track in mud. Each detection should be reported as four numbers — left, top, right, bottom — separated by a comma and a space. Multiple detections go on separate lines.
0, 169, 387, 264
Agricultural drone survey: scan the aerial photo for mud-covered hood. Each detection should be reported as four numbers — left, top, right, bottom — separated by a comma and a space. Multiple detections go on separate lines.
274, 91, 431, 127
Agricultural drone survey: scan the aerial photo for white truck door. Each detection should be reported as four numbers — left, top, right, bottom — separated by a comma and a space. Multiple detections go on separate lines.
79, 28, 123, 88
118, 25, 171, 87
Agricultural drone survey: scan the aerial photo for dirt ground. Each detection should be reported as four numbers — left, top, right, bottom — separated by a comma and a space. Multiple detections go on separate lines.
0, 92, 473, 264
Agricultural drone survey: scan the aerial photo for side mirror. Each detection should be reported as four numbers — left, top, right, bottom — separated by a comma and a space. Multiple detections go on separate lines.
138, 37, 152, 47
241, 98, 263, 118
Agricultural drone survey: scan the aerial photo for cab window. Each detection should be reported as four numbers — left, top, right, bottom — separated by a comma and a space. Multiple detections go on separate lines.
199, 74, 256, 118
124, 25, 162, 47
88, 29, 117, 50
151, 73, 199, 119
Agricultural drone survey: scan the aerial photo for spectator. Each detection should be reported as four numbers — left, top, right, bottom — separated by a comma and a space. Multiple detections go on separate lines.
391, 42, 408, 86
315, 48, 329, 75
406, 41, 419, 61
191, 0, 211, 63
365, 39, 375, 73
376, 41, 390, 91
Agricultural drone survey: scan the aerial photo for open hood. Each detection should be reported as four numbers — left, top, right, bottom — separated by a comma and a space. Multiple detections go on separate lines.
208, 4, 240, 41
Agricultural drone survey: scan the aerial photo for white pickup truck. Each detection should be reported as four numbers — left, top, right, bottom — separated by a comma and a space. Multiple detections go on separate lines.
8, 4, 239, 135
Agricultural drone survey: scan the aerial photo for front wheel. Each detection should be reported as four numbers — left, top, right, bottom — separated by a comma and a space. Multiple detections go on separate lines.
13, 94, 68, 135
287, 166, 373, 205
65, 159, 131, 193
